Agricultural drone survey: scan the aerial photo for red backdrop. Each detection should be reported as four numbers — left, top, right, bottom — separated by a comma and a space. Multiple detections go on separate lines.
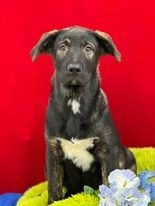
0, 0, 155, 193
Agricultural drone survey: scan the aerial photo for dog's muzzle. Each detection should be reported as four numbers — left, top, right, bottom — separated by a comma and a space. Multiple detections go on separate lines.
60, 62, 87, 90
64, 63, 84, 87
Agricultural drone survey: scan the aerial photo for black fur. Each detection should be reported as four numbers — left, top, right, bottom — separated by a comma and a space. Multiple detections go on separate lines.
31, 26, 136, 204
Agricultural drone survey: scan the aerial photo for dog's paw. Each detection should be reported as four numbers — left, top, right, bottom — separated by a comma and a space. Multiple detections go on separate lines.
47, 197, 53, 205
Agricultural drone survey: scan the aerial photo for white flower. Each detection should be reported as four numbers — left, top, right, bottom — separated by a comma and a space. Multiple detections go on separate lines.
108, 169, 140, 190
132, 190, 151, 206
99, 185, 116, 206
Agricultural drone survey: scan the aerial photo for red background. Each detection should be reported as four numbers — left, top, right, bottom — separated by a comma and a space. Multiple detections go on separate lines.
0, 0, 155, 193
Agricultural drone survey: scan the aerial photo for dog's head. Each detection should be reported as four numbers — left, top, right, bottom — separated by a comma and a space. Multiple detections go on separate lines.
31, 26, 121, 89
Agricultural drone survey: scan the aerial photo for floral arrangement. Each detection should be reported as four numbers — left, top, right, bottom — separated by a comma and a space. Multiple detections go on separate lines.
84, 169, 155, 206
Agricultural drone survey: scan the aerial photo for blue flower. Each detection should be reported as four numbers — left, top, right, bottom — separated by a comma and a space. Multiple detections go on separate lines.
150, 182, 155, 201
138, 169, 155, 191
138, 169, 155, 201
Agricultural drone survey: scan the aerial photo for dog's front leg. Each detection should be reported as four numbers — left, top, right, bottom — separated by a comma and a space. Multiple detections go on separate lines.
93, 139, 109, 185
46, 138, 64, 205
100, 162, 109, 185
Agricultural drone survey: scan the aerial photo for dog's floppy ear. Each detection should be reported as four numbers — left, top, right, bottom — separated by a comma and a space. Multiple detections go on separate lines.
95, 30, 121, 62
30, 30, 59, 61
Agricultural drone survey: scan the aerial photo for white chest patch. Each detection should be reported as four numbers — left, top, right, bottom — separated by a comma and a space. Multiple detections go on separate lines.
57, 137, 98, 172
67, 99, 80, 114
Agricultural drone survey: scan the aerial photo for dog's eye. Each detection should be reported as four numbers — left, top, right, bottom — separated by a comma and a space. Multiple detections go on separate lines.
85, 45, 93, 53
59, 44, 67, 52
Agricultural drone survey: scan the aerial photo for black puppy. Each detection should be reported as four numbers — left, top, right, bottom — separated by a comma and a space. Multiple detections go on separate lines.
31, 26, 136, 204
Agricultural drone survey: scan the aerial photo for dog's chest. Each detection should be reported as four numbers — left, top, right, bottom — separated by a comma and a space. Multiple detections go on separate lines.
67, 99, 81, 114
58, 137, 97, 172
63, 98, 92, 138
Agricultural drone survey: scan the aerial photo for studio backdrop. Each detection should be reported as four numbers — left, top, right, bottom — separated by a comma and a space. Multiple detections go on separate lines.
0, 0, 155, 193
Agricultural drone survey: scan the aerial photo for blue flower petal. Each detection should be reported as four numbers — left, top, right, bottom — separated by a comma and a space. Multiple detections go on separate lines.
99, 198, 116, 206
99, 185, 112, 197
132, 190, 151, 206
148, 171, 155, 178
150, 182, 155, 202
99, 185, 116, 206
138, 169, 155, 191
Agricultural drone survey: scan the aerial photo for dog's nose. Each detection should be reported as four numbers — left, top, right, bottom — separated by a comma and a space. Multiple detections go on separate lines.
67, 63, 82, 73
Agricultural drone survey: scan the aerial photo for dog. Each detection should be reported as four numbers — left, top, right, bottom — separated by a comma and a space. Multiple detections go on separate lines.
31, 26, 136, 204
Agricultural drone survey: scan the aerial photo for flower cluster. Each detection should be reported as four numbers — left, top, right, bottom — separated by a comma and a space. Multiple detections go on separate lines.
98, 169, 155, 206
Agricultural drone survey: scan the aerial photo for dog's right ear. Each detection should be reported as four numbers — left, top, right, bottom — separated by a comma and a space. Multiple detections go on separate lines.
30, 30, 59, 61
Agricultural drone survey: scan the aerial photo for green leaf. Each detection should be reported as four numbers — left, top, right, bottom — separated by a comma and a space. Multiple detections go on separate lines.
83, 186, 98, 197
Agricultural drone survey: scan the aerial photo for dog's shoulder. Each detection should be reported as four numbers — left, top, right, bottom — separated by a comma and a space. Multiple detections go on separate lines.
90, 88, 108, 122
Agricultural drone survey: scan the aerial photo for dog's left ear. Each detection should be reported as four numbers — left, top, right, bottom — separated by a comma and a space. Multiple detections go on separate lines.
30, 30, 59, 61
95, 30, 121, 62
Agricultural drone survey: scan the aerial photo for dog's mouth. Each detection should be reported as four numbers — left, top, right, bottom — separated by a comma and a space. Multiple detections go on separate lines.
65, 80, 82, 91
